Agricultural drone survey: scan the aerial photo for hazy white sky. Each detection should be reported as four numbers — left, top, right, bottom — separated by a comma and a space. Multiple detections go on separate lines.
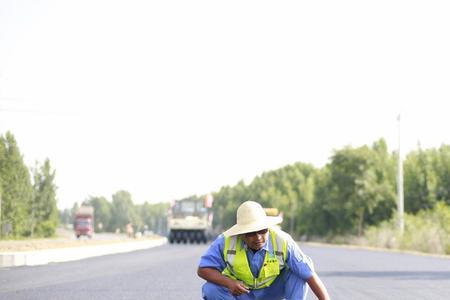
1, 1, 449, 209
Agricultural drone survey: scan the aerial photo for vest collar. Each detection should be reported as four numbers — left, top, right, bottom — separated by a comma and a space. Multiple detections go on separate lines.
241, 236, 271, 253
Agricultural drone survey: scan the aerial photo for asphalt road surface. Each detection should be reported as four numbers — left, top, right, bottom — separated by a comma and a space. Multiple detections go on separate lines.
0, 243, 449, 300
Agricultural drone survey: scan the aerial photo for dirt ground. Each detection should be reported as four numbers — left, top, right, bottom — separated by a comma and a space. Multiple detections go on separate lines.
0, 228, 161, 252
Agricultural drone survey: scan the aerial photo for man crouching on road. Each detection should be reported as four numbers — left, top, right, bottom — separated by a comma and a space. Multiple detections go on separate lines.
197, 201, 331, 300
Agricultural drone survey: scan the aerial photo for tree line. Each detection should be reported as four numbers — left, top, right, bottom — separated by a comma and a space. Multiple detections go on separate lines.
2, 130, 449, 254
0, 132, 58, 238
211, 139, 450, 243
56, 138, 450, 254
60, 191, 169, 235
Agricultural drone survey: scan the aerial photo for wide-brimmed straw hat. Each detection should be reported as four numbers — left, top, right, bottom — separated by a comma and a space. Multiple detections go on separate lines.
223, 201, 282, 237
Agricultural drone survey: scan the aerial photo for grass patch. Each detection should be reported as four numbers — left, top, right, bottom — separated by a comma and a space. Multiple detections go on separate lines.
305, 202, 450, 255
361, 202, 450, 255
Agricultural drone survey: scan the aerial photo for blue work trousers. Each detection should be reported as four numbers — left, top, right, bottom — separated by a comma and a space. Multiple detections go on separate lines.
202, 268, 309, 300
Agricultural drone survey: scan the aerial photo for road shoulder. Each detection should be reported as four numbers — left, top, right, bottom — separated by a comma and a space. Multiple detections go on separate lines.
0, 236, 167, 268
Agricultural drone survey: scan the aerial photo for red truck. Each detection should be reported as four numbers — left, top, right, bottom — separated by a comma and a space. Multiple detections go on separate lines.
74, 206, 94, 238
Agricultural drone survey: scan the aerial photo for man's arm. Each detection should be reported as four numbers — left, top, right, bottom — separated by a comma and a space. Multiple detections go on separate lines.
306, 273, 331, 300
197, 267, 249, 296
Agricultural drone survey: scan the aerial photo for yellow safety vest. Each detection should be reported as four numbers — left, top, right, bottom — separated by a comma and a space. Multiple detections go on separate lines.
222, 229, 288, 289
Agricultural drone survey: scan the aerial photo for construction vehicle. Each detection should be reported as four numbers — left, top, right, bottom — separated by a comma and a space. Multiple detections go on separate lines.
74, 205, 94, 238
167, 195, 213, 244
264, 207, 283, 229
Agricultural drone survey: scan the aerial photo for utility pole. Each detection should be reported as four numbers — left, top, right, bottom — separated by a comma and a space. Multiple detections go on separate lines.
397, 114, 404, 234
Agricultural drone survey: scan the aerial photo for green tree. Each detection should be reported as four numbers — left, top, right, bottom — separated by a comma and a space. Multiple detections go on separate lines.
366, 139, 397, 225
212, 185, 237, 232
404, 147, 438, 213
31, 159, 58, 237
83, 196, 112, 232
241, 163, 316, 237
212, 162, 318, 238
70, 202, 79, 224
0, 132, 33, 237
137, 201, 169, 234
307, 167, 336, 236
210, 180, 251, 232
314, 139, 396, 236
59, 208, 72, 228
110, 190, 140, 232
433, 145, 450, 205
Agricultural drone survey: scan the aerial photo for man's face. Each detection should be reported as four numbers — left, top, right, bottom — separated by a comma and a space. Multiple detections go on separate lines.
242, 228, 268, 251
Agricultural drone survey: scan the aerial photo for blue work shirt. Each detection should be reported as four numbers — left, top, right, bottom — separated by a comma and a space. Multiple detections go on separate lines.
198, 229, 314, 281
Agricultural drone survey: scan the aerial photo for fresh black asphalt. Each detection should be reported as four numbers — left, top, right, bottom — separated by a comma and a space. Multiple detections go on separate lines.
0, 243, 449, 299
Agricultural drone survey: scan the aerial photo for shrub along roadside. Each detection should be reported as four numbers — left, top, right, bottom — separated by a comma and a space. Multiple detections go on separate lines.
360, 202, 450, 255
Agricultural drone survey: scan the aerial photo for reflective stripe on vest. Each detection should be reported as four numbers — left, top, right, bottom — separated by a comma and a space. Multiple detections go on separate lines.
222, 229, 288, 289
